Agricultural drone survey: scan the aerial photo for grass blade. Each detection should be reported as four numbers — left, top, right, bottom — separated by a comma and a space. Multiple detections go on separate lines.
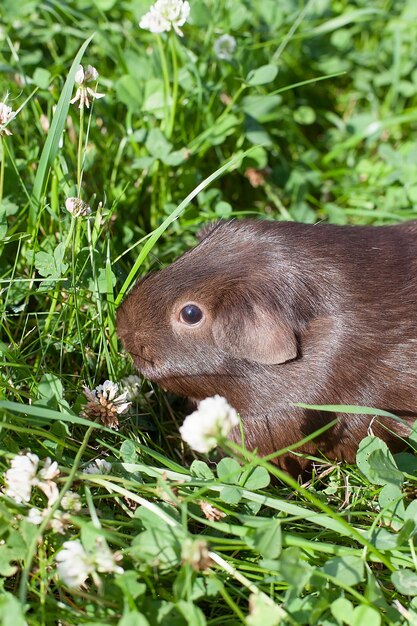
0, 399, 104, 429
30, 33, 95, 227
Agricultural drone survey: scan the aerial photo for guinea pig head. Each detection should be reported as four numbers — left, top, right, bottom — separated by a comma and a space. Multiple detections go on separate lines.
117, 222, 298, 407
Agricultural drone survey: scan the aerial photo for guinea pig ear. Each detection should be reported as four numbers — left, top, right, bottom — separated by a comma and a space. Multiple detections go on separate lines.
212, 305, 298, 365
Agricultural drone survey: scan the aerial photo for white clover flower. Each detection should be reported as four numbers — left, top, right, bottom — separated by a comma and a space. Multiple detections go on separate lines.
37, 480, 59, 506
83, 458, 112, 475
27, 506, 69, 534
39, 458, 60, 482
84, 65, 99, 82
139, 10, 167, 34
70, 64, 105, 109
213, 34, 237, 61
61, 490, 82, 512
27, 507, 44, 525
121, 374, 142, 401
139, 0, 190, 36
55, 537, 123, 588
93, 537, 124, 575
179, 395, 239, 453
37, 457, 60, 506
82, 380, 131, 429
56, 540, 94, 588
65, 197, 92, 217
74, 64, 99, 85
3, 453, 61, 507
74, 65, 85, 85
4, 452, 39, 504
49, 514, 67, 534
96, 458, 113, 473
0, 100, 15, 136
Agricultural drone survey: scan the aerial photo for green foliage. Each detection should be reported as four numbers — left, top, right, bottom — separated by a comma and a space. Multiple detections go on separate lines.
1, 0, 417, 624
391, 568, 417, 596
34, 243, 69, 279
0, 593, 28, 626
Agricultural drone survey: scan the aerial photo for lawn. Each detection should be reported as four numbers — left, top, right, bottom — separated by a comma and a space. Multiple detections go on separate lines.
1, 0, 417, 624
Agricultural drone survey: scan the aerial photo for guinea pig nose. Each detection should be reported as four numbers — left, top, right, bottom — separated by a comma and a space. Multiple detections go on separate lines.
179, 303, 204, 325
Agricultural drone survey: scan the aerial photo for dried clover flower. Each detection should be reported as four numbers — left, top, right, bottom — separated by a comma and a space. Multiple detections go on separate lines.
244, 167, 269, 188
181, 538, 211, 571
65, 197, 92, 217
82, 380, 131, 429
199, 500, 226, 521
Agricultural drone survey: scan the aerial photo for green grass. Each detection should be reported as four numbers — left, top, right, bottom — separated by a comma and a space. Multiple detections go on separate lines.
1, 0, 417, 624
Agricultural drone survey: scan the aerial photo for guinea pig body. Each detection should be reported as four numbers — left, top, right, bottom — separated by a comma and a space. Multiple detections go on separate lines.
117, 219, 417, 474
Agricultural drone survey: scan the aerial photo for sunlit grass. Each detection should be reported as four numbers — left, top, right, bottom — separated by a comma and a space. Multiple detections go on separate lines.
1, 0, 417, 624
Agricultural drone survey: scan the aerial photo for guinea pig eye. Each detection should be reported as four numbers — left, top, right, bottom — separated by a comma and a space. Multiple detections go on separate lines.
179, 303, 204, 326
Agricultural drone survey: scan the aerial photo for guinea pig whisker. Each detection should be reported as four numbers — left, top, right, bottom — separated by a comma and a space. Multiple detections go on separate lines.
149, 252, 164, 268
128, 351, 155, 367
166, 371, 246, 383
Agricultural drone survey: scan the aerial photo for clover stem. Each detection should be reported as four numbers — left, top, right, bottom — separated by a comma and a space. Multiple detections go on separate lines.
77, 105, 85, 195
167, 32, 178, 139
156, 34, 171, 134
0, 136, 5, 209
19, 424, 96, 604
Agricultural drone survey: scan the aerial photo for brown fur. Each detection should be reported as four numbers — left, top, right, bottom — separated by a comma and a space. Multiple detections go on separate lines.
117, 219, 417, 474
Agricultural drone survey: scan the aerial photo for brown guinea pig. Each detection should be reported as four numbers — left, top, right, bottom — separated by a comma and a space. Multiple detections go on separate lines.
117, 219, 417, 474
